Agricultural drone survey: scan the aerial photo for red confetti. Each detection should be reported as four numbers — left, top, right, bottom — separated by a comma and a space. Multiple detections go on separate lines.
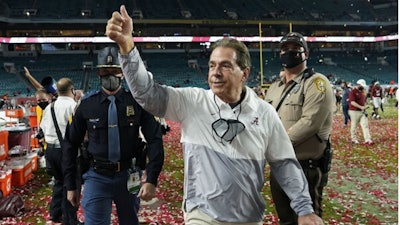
1, 104, 397, 224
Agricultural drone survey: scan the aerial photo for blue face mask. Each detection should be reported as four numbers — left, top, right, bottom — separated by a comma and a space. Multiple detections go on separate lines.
280, 50, 305, 68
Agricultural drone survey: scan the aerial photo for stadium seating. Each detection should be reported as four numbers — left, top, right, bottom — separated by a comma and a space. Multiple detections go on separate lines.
0, 48, 397, 97
2, 0, 396, 22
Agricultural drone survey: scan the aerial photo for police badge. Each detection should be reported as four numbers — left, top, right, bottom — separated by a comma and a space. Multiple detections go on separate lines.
126, 106, 135, 116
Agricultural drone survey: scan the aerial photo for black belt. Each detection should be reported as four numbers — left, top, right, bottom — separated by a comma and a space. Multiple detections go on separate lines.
46, 143, 61, 149
90, 159, 131, 176
298, 159, 320, 169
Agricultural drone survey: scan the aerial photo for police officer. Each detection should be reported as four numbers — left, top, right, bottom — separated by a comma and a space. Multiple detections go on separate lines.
265, 32, 335, 225
62, 46, 164, 225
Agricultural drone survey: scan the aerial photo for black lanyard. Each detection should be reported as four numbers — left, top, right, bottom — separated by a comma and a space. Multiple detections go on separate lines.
275, 82, 297, 112
275, 68, 315, 112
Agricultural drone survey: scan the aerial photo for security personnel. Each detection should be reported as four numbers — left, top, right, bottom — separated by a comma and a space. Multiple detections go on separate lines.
265, 32, 335, 225
62, 46, 164, 225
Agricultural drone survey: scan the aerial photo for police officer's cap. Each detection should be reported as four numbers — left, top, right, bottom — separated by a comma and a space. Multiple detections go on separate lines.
97, 46, 120, 69
280, 32, 308, 52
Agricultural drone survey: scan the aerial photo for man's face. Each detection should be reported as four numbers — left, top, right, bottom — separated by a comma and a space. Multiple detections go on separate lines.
280, 42, 306, 56
35, 93, 50, 103
208, 47, 247, 103
98, 67, 123, 92
279, 42, 308, 69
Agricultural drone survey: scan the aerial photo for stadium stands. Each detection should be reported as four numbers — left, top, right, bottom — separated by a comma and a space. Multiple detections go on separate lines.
0, 48, 397, 97
1, 0, 396, 22
0, 0, 397, 97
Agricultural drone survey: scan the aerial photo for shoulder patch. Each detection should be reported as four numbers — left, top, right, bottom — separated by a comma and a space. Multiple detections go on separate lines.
313, 78, 327, 93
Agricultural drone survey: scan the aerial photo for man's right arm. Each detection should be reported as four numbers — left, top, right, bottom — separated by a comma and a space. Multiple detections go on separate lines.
119, 48, 169, 118
24, 66, 43, 91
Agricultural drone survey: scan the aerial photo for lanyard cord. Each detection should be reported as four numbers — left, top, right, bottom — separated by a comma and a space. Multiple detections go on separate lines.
213, 94, 242, 120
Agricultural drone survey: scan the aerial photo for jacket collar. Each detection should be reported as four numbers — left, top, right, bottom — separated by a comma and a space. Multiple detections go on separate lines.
278, 68, 308, 87
100, 88, 123, 103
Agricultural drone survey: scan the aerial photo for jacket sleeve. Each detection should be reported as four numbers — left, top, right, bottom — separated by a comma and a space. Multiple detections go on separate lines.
62, 104, 87, 190
269, 159, 314, 216
140, 109, 164, 186
265, 106, 314, 216
119, 47, 169, 117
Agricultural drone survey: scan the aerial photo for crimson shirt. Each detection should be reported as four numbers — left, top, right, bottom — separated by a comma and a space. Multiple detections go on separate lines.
349, 87, 366, 111
371, 86, 383, 98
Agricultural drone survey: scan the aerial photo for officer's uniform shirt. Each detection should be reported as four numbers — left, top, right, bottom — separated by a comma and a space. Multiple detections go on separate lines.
265, 69, 335, 160
63, 88, 164, 191
40, 96, 77, 145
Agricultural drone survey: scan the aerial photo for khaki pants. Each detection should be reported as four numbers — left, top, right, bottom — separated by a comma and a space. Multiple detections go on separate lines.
184, 208, 262, 225
349, 110, 372, 142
